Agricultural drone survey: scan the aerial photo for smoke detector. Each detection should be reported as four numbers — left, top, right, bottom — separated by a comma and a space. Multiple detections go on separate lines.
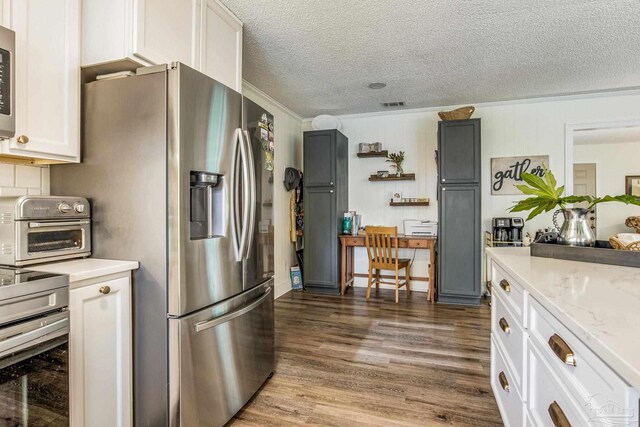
368, 82, 386, 89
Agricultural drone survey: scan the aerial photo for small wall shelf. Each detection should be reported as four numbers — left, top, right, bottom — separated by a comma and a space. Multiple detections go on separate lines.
389, 199, 429, 207
357, 150, 388, 158
369, 173, 415, 182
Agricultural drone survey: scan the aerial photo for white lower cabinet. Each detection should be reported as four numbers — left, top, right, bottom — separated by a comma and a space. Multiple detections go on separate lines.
490, 263, 640, 427
69, 274, 132, 427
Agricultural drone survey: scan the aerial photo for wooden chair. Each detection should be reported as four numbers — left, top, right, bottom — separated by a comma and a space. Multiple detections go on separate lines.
364, 226, 411, 303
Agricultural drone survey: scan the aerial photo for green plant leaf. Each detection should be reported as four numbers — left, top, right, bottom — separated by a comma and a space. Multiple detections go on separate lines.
521, 172, 556, 198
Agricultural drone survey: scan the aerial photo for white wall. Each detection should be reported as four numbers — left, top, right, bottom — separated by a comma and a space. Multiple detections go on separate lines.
303, 91, 640, 291
243, 82, 303, 299
0, 163, 50, 196
574, 139, 640, 239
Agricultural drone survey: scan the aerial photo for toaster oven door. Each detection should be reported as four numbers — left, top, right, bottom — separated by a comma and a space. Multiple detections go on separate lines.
15, 220, 91, 265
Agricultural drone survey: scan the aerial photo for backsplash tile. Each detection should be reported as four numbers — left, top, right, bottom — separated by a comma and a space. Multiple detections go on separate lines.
15, 165, 42, 188
0, 163, 14, 187
0, 163, 49, 197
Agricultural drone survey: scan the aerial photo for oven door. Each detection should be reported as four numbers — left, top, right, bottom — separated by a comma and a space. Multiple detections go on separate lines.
0, 311, 69, 425
16, 219, 91, 265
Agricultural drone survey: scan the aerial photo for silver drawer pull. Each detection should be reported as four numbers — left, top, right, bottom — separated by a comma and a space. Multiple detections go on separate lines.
548, 333, 576, 366
195, 287, 272, 333
498, 317, 510, 334
548, 401, 571, 427
499, 279, 510, 293
498, 371, 509, 392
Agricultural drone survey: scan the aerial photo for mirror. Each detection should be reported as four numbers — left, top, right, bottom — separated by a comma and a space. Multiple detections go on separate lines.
568, 124, 640, 240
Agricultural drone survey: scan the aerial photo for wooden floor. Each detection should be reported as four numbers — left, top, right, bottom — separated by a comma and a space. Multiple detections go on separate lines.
228, 287, 502, 426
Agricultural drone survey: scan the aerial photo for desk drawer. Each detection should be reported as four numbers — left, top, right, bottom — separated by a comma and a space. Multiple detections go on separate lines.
491, 264, 525, 321
491, 337, 524, 427
527, 343, 589, 427
492, 292, 525, 396
407, 239, 429, 248
527, 297, 638, 423
342, 237, 363, 246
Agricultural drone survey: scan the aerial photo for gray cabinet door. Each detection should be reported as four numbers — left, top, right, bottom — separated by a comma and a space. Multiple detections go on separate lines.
438, 185, 481, 304
304, 131, 335, 187
304, 187, 338, 290
438, 119, 480, 184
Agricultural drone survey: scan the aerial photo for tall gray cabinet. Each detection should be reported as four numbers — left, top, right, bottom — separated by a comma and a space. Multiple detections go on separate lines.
303, 130, 348, 293
437, 119, 481, 305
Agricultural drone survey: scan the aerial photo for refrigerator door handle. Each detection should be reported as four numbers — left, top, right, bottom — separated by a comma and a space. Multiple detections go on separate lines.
230, 129, 241, 261
193, 286, 272, 333
242, 130, 257, 260
236, 128, 251, 262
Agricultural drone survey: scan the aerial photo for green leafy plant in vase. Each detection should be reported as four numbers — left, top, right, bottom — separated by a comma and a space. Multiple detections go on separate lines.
510, 168, 640, 247
386, 151, 405, 176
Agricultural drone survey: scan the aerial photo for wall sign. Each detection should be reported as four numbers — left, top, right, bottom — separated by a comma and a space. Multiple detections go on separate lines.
491, 155, 549, 195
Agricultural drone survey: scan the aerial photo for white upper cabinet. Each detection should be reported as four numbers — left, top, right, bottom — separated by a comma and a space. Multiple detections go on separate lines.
83, 0, 242, 92
82, 0, 197, 67
197, 0, 243, 92
0, 0, 80, 162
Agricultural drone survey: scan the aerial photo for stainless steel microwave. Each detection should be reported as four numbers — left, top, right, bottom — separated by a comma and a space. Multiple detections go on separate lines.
0, 25, 14, 139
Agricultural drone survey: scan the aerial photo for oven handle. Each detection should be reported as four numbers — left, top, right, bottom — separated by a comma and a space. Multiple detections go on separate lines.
0, 312, 69, 359
29, 220, 90, 228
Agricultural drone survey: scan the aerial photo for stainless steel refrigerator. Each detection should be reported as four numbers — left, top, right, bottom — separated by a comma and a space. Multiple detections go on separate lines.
51, 63, 275, 426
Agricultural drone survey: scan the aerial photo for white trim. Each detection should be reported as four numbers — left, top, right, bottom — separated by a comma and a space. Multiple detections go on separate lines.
242, 80, 304, 122
274, 286, 292, 300
302, 88, 640, 122
564, 118, 640, 195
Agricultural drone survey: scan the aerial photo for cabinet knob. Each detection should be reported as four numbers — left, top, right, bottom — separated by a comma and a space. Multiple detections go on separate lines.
498, 371, 510, 392
330, 181, 334, 186
99, 286, 111, 295
498, 317, 510, 334
17, 135, 29, 144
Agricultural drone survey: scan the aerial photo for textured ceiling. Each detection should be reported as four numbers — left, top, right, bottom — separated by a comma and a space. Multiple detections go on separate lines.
222, 0, 640, 118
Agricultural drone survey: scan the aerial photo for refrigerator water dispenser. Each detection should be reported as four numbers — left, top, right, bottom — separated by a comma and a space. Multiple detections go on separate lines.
190, 171, 224, 239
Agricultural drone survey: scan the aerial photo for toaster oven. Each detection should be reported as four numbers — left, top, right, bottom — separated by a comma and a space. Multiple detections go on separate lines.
0, 196, 91, 266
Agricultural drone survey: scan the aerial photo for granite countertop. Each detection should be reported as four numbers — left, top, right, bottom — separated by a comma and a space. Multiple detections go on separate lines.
486, 247, 640, 390
29, 258, 139, 285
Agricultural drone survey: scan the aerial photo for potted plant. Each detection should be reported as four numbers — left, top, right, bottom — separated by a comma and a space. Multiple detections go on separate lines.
386, 151, 405, 176
510, 168, 640, 246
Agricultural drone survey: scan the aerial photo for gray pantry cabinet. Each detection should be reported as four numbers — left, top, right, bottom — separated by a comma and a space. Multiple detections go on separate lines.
437, 119, 482, 305
303, 130, 348, 293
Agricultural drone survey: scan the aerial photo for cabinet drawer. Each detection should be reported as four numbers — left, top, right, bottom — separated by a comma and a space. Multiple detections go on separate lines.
492, 292, 525, 396
491, 264, 525, 321
527, 297, 638, 423
527, 344, 589, 427
491, 337, 525, 427
342, 237, 364, 246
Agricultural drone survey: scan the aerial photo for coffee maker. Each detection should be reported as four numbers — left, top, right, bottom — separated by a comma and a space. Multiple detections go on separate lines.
492, 217, 525, 247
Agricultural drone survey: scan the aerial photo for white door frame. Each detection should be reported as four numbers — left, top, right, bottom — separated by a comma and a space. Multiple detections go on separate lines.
564, 119, 640, 194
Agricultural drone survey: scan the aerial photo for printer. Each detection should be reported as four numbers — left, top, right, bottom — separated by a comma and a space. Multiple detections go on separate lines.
403, 219, 438, 236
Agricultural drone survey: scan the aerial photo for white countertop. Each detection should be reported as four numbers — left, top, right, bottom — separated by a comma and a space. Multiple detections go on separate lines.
486, 247, 640, 390
29, 258, 139, 283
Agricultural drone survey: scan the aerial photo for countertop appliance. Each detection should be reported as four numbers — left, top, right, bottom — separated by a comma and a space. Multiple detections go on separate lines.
403, 219, 437, 236
0, 25, 14, 139
0, 267, 70, 425
0, 196, 91, 266
492, 217, 525, 247
50, 63, 275, 427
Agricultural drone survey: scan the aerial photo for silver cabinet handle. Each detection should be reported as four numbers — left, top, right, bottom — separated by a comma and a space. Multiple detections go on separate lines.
195, 287, 272, 333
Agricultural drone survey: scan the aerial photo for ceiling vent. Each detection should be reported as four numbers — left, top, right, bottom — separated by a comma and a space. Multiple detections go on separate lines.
381, 101, 406, 107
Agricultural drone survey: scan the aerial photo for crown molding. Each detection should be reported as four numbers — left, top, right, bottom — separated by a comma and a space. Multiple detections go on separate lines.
242, 80, 303, 122
301, 87, 640, 122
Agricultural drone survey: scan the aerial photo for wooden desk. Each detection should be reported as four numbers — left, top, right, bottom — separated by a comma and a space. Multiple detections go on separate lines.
339, 235, 438, 302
